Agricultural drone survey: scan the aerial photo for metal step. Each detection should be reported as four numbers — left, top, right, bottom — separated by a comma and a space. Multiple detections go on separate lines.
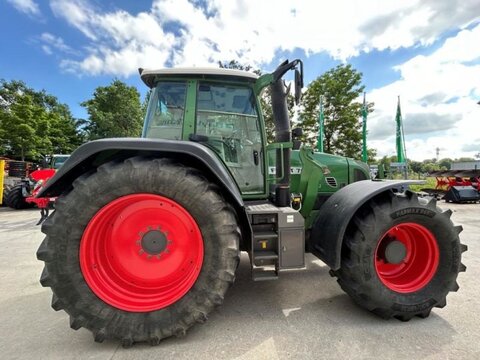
252, 268, 278, 281
252, 231, 278, 240
246, 202, 282, 282
254, 251, 278, 261
245, 202, 280, 214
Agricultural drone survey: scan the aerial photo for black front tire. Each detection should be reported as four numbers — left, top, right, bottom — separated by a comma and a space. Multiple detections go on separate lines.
1, 186, 10, 207
335, 190, 467, 321
5, 184, 33, 209
36, 158, 240, 346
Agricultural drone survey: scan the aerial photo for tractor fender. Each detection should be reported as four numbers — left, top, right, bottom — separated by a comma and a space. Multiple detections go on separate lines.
310, 180, 422, 270
36, 138, 252, 248
41, 138, 256, 250
36, 138, 250, 226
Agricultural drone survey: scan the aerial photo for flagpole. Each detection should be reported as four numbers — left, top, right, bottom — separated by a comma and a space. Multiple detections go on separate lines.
317, 95, 324, 152
395, 96, 408, 179
361, 92, 368, 162
401, 109, 409, 179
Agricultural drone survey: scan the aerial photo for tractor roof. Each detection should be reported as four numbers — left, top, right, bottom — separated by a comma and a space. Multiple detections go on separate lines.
140, 67, 259, 88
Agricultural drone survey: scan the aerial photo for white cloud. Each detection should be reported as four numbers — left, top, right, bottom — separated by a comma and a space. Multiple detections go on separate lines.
50, 0, 176, 76
44, 0, 480, 160
40, 32, 77, 55
48, 0, 480, 76
366, 23, 480, 160
41, 45, 52, 55
6, 0, 40, 16
50, 0, 97, 40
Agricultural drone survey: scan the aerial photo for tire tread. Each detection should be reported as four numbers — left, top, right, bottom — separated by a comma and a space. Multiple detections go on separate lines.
37, 157, 240, 345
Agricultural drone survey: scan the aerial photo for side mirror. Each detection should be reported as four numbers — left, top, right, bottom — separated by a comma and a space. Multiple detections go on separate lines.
293, 140, 302, 150
292, 127, 303, 150
294, 69, 303, 105
40, 156, 48, 169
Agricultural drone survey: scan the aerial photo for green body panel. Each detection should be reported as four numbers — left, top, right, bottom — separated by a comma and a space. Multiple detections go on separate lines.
181, 80, 197, 139
142, 71, 370, 229
267, 147, 369, 228
253, 73, 274, 95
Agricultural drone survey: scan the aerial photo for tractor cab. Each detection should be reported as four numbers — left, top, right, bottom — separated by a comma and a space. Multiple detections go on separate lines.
141, 68, 265, 195
42, 154, 70, 170
50, 154, 70, 169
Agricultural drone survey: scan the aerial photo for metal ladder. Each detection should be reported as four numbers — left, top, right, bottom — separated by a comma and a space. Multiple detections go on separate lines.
246, 203, 281, 281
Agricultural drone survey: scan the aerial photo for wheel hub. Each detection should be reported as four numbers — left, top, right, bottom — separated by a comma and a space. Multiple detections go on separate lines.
375, 222, 439, 293
384, 240, 407, 264
141, 230, 167, 255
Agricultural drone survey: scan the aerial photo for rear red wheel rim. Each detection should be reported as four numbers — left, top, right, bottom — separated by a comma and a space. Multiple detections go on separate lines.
80, 194, 203, 312
375, 223, 439, 293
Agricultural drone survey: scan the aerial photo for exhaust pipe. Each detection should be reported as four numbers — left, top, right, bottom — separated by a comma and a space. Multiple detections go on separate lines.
271, 79, 291, 207
270, 59, 303, 207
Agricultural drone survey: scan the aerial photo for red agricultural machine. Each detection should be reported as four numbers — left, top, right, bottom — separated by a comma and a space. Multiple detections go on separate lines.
35, 60, 466, 347
2, 155, 69, 219
422, 170, 480, 203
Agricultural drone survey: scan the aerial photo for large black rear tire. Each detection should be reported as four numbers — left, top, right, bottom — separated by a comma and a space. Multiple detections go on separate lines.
5, 184, 34, 209
1, 185, 10, 207
37, 158, 240, 346
334, 190, 467, 321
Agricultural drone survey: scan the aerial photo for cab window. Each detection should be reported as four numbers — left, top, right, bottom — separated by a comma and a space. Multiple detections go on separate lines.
195, 82, 264, 194
144, 81, 187, 140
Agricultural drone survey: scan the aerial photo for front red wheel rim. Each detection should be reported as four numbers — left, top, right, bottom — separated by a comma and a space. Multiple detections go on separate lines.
80, 194, 204, 312
375, 223, 439, 293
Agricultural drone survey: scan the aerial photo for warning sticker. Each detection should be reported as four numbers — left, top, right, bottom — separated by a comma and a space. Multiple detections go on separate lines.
268, 167, 302, 175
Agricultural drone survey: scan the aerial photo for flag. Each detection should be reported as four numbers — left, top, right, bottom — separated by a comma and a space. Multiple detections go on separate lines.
395, 96, 405, 163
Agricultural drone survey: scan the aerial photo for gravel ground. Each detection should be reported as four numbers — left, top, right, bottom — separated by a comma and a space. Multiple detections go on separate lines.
0, 201, 478, 360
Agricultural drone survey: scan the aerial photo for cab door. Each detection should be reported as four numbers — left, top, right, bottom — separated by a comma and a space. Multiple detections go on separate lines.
194, 82, 265, 195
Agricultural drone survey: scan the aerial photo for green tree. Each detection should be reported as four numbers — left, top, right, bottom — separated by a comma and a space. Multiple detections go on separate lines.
409, 160, 423, 174
379, 155, 396, 169
438, 158, 453, 170
81, 79, 143, 139
366, 148, 378, 164
0, 80, 81, 160
423, 162, 441, 173
300, 64, 374, 159
141, 90, 152, 120
218, 60, 260, 75
454, 157, 475, 162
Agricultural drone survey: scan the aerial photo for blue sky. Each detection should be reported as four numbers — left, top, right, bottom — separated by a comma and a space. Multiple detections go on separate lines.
1, 0, 479, 160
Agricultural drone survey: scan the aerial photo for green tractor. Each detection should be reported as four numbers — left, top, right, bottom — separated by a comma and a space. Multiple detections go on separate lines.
36, 60, 466, 346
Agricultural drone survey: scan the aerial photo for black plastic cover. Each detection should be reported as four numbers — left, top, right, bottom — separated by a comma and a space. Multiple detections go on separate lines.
444, 186, 480, 203
310, 179, 422, 270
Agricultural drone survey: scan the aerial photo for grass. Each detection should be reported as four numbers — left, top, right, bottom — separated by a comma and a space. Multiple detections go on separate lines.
408, 177, 437, 192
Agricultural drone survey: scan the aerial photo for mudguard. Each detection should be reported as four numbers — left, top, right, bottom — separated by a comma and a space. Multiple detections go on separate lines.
37, 138, 244, 208
310, 179, 422, 270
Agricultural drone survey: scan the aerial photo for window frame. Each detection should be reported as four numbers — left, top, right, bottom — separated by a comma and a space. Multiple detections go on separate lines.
142, 80, 189, 140
194, 80, 267, 196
